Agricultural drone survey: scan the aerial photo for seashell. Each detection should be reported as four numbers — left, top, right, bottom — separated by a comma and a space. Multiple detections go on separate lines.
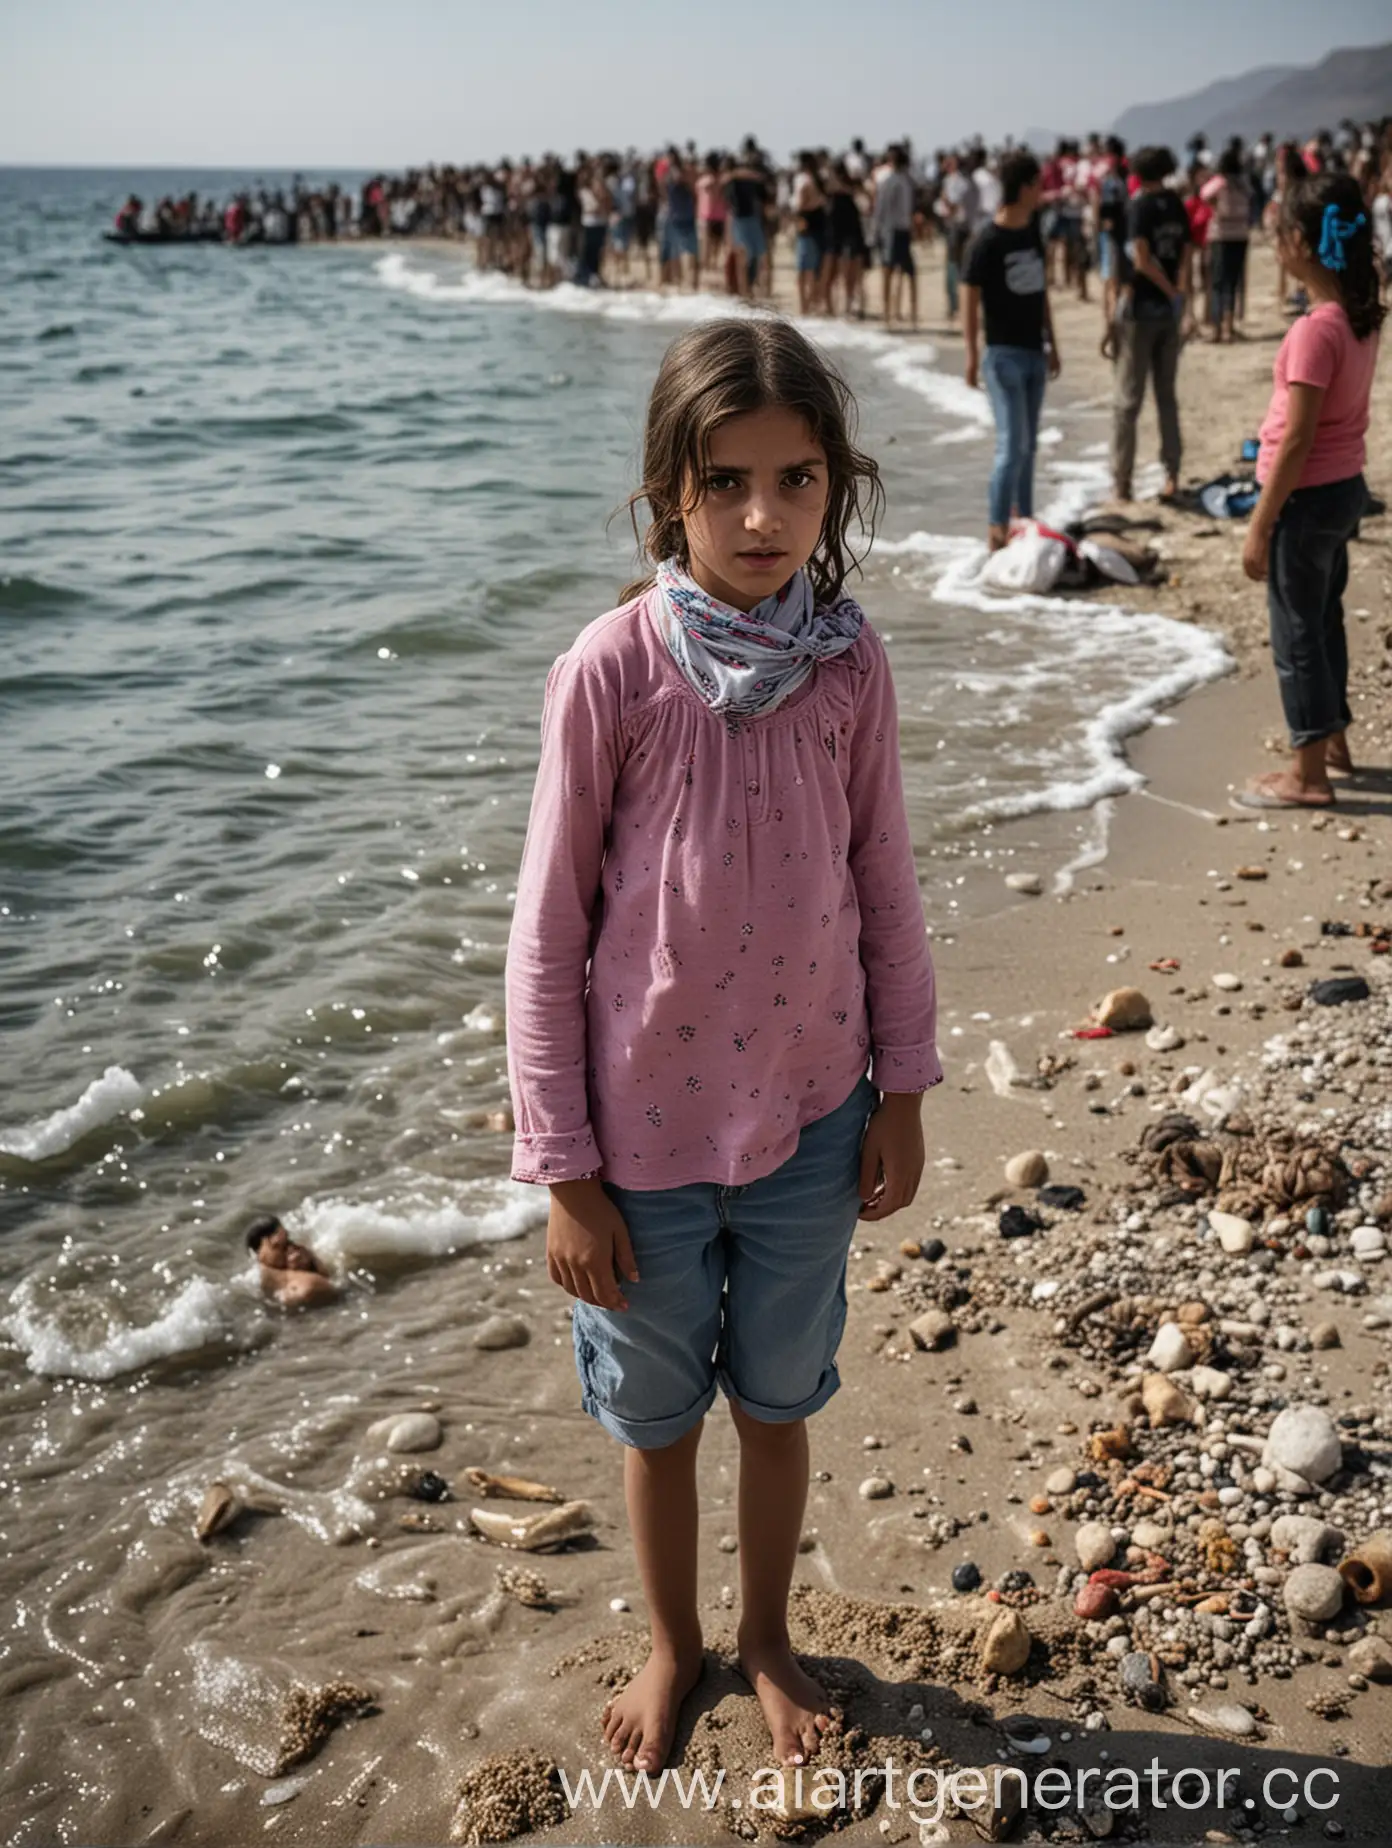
195, 1481, 243, 1542
1338, 1530, 1392, 1606
467, 1499, 596, 1552
461, 1467, 564, 1504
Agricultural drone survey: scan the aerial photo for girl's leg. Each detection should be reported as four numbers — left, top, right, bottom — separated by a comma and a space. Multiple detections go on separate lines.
602, 1423, 707, 1771
730, 1405, 829, 1766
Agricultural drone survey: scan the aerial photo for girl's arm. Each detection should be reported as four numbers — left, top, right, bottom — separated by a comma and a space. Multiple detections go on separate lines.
1242, 380, 1326, 582
505, 649, 622, 1183
845, 630, 942, 1219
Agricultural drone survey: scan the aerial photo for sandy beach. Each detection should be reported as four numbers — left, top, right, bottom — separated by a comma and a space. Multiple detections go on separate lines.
5, 230, 1391, 1847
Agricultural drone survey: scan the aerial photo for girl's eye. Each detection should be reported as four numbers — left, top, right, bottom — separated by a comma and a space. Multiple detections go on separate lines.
705, 473, 740, 492
783, 471, 816, 490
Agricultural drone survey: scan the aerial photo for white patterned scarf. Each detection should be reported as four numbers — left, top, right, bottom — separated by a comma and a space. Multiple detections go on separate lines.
655, 559, 864, 718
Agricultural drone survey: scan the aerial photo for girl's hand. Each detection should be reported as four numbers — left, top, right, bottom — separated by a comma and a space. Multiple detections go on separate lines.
1242, 521, 1271, 583
546, 1179, 638, 1310
858, 1091, 925, 1221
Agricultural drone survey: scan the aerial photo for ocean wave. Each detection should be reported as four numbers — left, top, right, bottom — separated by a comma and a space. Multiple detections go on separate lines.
292, 1174, 547, 1268
3, 1272, 262, 1381
0, 1065, 145, 1163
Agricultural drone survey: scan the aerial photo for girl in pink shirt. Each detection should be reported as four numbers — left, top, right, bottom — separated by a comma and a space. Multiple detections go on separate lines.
506, 319, 940, 1773
1236, 173, 1383, 810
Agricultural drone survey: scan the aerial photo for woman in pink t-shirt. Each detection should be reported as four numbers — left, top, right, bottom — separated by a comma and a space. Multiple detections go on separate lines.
1236, 173, 1383, 809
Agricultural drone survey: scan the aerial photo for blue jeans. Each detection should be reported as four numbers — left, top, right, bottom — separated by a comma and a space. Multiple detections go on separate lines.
982, 345, 1048, 528
572, 1074, 877, 1449
1267, 474, 1366, 747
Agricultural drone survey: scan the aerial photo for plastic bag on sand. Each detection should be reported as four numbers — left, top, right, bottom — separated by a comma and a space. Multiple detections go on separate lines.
1079, 537, 1141, 585
980, 520, 1068, 594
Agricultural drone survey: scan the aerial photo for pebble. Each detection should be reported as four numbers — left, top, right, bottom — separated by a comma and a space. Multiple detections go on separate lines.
951, 1561, 982, 1593
364, 1412, 442, 1454
981, 1607, 1032, 1676
1120, 1652, 1165, 1710
1212, 972, 1242, 992
907, 1309, 955, 1351
1262, 1404, 1342, 1487
472, 1314, 531, 1351
1350, 1226, 1387, 1258
1145, 1024, 1183, 1053
1146, 1323, 1196, 1373
1310, 1321, 1342, 1350
1189, 1366, 1232, 1402
1045, 1468, 1077, 1496
921, 1237, 946, 1263
1188, 1702, 1257, 1738
1270, 1515, 1344, 1565
609, 1597, 630, 1613
1208, 1211, 1254, 1255
1347, 1635, 1392, 1682
1131, 1519, 1170, 1552
1075, 1521, 1117, 1572
1092, 986, 1153, 1031
1141, 1372, 1194, 1426
859, 1476, 894, 1501
1075, 1580, 1117, 1621
1004, 1149, 1049, 1188
1283, 1564, 1346, 1624
1005, 871, 1043, 895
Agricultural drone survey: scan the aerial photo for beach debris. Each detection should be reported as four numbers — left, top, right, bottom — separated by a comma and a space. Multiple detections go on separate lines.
980, 1607, 1032, 1676
1091, 987, 1153, 1031
1338, 1530, 1392, 1605
1282, 1564, 1346, 1626
998, 1206, 1041, 1240
985, 1040, 1023, 1097
449, 1749, 569, 1845
908, 1309, 956, 1351
364, 1412, 442, 1454
1140, 1373, 1193, 1427
1038, 1183, 1085, 1211
1004, 1150, 1048, 1188
1347, 1636, 1392, 1681
496, 1564, 553, 1608
195, 1482, 244, 1542
467, 1500, 596, 1552
409, 1471, 452, 1503
399, 1509, 445, 1534
1145, 1024, 1183, 1052
261, 1776, 310, 1808
1262, 1404, 1342, 1489
1309, 976, 1371, 1007
1119, 1652, 1166, 1711
1089, 1426, 1131, 1463
1187, 1703, 1257, 1739
1004, 871, 1043, 896
1235, 865, 1268, 880
1146, 1323, 1196, 1373
1071, 1025, 1114, 1040
1281, 947, 1305, 967
461, 1468, 564, 1504
971, 1763, 1025, 1841
1148, 957, 1181, 973
952, 1562, 982, 1592
472, 1314, 531, 1351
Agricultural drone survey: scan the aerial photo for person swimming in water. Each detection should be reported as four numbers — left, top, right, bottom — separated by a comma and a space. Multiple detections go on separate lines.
246, 1214, 337, 1307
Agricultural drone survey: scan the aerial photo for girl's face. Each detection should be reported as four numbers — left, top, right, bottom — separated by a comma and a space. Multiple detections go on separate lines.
681, 407, 830, 612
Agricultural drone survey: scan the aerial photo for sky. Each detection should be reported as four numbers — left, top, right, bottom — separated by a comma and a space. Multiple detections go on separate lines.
3, 0, 1389, 168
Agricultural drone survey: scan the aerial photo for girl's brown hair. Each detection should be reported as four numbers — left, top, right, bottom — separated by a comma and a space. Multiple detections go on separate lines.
620, 317, 883, 605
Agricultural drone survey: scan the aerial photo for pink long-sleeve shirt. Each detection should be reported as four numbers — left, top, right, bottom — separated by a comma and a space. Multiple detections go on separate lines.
505, 588, 942, 1190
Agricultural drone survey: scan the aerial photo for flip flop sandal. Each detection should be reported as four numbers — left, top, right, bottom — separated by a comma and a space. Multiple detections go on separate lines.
1230, 786, 1337, 812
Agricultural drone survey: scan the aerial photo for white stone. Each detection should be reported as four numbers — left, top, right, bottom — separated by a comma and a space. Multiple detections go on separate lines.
1005, 871, 1043, 896
1190, 1365, 1233, 1401
364, 1411, 442, 1454
860, 1476, 894, 1500
1270, 1515, 1344, 1565
472, 1314, 531, 1350
1283, 1563, 1345, 1624
1005, 1149, 1049, 1187
1189, 1703, 1256, 1737
1350, 1226, 1387, 1258
1212, 973, 1242, 992
1262, 1404, 1342, 1488
1147, 1323, 1196, 1373
1075, 1522, 1116, 1572
1046, 1468, 1077, 1496
1209, 1212, 1254, 1255
1146, 1025, 1183, 1053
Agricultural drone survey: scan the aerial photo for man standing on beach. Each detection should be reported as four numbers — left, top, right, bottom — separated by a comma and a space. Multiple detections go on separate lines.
873, 144, 918, 327
962, 150, 1061, 551
1108, 146, 1194, 502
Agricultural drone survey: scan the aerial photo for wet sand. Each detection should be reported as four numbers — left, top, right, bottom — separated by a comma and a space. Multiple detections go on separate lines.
5, 236, 1390, 1847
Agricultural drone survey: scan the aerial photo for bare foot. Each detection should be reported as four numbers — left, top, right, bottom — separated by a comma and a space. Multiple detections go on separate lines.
1325, 742, 1356, 778
987, 523, 1010, 553
601, 1643, 704, 1772
738, 1633, 835, 1766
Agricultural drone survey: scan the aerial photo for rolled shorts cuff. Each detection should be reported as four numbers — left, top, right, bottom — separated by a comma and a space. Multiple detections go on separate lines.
717, 1359, 842, 1425
579, 1379, 718, 1450
1287, 720, 1352, 750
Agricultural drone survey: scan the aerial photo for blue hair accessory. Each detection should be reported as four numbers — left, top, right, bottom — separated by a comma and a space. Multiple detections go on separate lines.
1317, 202, 1366, 272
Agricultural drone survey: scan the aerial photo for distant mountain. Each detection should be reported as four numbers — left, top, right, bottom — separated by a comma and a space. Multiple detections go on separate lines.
1113, 41, 1392, 150
1113, 65, 1297, 150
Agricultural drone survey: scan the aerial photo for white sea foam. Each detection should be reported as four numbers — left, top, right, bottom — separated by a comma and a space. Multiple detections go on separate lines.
0, 1065, 145, 1162
291, 1175, 546, 1266
4, 1274, 255, 1380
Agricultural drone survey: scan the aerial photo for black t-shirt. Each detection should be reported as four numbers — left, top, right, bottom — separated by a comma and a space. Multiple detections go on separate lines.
1125, 189, 1190, 318
962, 219, 1047, 350
725, 172, 767, 218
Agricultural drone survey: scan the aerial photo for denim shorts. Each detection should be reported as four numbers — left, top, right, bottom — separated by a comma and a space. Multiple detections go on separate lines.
795, 233, 823, 273
660, 222, 698, 264
572, 1072, 877, 1449
730, 213, 767, 260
